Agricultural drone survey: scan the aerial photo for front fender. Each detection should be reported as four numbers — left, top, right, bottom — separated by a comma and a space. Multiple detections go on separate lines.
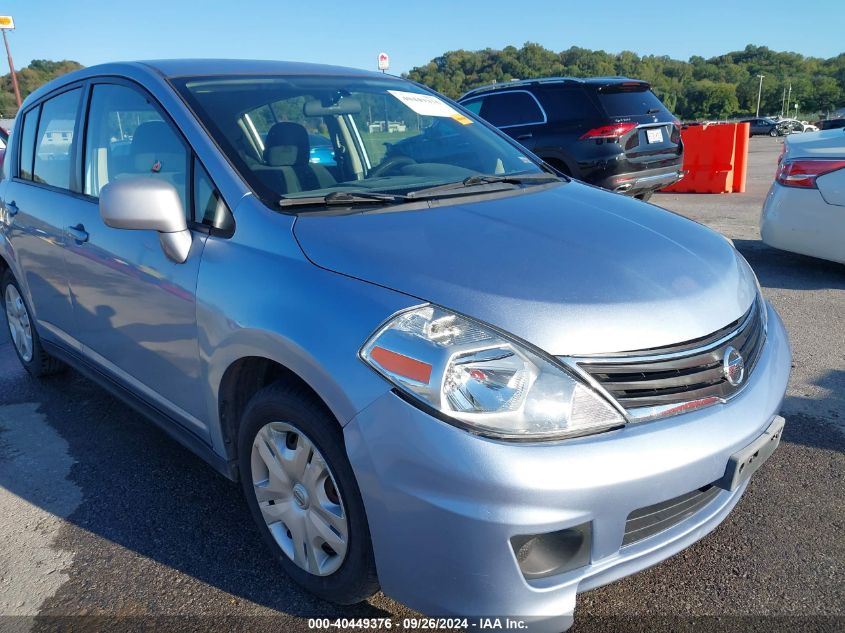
196, 197, 417, 458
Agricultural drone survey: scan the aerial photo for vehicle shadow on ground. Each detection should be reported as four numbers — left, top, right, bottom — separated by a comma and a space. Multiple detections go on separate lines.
0, 349, 398, 620
781, 407, 844, 454
733, 239, 844, 290
780, 368, 845, 451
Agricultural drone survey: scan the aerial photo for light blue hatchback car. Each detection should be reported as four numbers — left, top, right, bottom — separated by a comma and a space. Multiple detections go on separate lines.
0, 60, 790, 631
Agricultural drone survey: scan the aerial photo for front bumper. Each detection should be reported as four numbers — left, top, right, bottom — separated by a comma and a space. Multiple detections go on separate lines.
344, 303, 790, 632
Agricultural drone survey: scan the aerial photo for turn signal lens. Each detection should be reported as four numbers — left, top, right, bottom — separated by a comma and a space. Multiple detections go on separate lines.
775, 159, 845, 188
361, 306, 625, 440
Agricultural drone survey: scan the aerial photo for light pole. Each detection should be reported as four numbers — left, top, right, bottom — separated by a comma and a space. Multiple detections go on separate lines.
755, 74, 765, 118
786, 83, 792, 118
0, 16, 20, 108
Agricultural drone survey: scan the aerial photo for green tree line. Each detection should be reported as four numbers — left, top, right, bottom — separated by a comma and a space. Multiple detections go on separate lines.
0, 59, 83, 117
2, 47, 843, 122
406, 43, 845, 121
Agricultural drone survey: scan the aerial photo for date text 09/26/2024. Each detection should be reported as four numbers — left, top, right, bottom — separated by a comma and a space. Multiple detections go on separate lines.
308, 618, 531, 630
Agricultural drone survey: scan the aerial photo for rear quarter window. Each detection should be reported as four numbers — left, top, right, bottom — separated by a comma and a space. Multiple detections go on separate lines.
33, 88, 82, 190
598, 88, 669, 118
18, 106, 40, 180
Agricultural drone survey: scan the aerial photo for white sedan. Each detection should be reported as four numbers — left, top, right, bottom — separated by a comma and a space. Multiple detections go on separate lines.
761, 129, 845, 264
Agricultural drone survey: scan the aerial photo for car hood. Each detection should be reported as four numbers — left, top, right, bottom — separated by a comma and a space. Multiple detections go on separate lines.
293, 182, 756, 355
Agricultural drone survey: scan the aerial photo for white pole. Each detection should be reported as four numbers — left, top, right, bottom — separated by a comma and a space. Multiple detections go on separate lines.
755, 75, 765, 118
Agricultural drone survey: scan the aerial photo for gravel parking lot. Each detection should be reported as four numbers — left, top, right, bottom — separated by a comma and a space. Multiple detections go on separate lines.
0, 137, 842, 633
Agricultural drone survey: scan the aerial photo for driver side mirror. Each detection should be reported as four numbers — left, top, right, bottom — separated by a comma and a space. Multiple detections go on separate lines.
99, 177, 192, 264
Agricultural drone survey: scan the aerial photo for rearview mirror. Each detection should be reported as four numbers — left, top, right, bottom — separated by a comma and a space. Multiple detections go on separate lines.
99, 177, 192, 264
303, 97, 362, 117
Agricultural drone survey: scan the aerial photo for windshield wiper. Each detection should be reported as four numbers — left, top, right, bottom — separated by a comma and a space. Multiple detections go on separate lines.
279, 190, 408, 209
405, 173, 561, 200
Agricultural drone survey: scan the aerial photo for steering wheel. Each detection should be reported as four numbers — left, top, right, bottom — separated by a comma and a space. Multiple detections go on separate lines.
369, 155, 416, 178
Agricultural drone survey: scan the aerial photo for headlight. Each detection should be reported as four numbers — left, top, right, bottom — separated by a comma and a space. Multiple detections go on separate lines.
360, 306, 624, 440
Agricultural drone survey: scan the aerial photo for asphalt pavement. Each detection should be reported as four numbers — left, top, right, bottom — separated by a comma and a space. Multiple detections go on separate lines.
0, 136, 842, 633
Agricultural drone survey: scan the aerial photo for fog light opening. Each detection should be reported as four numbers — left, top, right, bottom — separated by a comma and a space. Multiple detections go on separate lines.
510, 522, 592, 580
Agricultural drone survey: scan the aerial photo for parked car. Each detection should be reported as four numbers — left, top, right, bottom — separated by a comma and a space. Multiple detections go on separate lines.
308, 132, 336, 165
776, 119, 816, 134
817, 118, 845, 131
0, 126, 7, 166
761, 128, 845, 264
740, 117, 781, 137
458, 77, 684, 201
1, 60, 790, 632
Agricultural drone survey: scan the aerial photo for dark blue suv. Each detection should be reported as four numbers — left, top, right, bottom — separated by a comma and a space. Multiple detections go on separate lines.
459, 77, 683, 200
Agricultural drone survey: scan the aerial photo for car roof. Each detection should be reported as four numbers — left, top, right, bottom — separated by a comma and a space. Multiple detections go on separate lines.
21, 59, 402, 107
138, 58, 392, 79
459, 76, 648, 100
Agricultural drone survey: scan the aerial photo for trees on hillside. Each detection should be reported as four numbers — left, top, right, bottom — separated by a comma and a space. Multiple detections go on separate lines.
406, 44, 844, 120
0, 60, 83, 117
1, 48, 841, 122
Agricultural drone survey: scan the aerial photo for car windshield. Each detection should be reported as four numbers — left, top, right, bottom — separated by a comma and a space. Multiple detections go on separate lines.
173, 75, 545, 208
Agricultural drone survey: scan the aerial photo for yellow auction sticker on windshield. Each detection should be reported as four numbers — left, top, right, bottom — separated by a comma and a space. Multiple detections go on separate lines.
388, 90, 470, 121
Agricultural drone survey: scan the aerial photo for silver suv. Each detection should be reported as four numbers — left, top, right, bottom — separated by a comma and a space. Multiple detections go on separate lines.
0, 60, 790, 631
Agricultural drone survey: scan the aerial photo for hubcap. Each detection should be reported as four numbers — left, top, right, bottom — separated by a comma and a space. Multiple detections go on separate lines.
251, 421, 349, 576
4, 284, 33, 363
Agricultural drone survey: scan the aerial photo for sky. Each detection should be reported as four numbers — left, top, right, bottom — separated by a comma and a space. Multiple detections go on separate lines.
1, 0, 843, 76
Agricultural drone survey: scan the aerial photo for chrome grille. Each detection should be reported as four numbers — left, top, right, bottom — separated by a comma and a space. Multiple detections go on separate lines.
575, 298, 766, 416
622, 484, 720, 546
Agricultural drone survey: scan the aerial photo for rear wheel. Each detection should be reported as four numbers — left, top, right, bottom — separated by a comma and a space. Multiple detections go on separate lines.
2, 270, 65, 377
635, 192, 653, 202
769, 128, 779, 137
238, 381, 379, 604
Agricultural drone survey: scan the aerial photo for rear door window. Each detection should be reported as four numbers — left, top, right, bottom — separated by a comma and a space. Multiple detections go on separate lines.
537, 88, 599, 123
475, 91, 546, 127
598, 88, 669, 118
33, 88, 82, 190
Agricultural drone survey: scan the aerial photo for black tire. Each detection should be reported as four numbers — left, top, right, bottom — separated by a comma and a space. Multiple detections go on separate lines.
238, 381, 379, 604
1, 270, 65, 377
544, 158, 571, 177
635, 192, 653, 202
769, 128, 779, 137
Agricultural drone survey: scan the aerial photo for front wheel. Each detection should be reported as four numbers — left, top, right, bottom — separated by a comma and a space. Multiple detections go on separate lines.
238, 382, 379, 604
769, 128, 779, 137
2, 270, 65, 377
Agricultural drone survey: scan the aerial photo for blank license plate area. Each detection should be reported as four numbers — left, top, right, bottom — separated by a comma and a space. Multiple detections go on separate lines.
719, 416, 785, 491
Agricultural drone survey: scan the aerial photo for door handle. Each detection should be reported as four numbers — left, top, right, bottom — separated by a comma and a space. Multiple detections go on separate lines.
516, 133, 533, 140
6, 200, 18, 216
67, 224, 89, 243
